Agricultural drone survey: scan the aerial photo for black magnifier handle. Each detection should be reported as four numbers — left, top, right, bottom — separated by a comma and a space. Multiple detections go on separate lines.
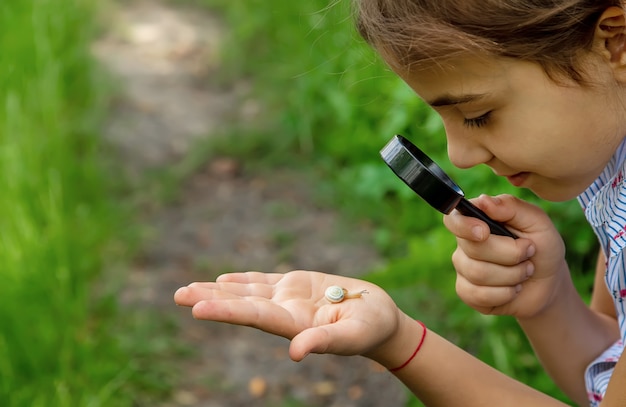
456, 198, 517, 238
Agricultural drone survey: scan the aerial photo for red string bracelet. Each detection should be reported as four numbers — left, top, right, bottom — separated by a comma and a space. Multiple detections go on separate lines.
389, 320, 427, 373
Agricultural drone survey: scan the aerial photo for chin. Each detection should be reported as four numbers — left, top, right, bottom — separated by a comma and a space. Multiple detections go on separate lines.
529, 185, 583, 202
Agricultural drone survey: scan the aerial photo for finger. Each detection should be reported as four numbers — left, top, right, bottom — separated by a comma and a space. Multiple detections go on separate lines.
174, 284, 221, 307
176, 272, 274, 296
455, 274, 522, 311
445, 194, 546, 242
443, 209, 491, 242
204, 281, 275, 298
216, 271, 284, 285
472, 194, 552, 236
174, 280, 274, 306
452, 250, 534, 286
174, 284, 260, 307
175, 286, 204, 307
454, 236, 535, 266
177, 281, 218, 289
191, 297, 305, 339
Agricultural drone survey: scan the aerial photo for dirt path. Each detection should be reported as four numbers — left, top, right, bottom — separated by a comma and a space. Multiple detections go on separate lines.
94, 1, 408, 406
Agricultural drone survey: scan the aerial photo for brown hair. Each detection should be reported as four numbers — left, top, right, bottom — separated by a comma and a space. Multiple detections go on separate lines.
354, 0, 624, 82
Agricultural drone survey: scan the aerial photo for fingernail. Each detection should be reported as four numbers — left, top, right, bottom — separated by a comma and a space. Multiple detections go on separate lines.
472, 226, 484, 240
515, 284, 523, 293
526, 245, 536, 258
526, 263, 534, 278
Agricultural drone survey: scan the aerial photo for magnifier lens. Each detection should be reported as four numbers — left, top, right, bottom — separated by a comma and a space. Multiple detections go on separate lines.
380, 135, 464, 214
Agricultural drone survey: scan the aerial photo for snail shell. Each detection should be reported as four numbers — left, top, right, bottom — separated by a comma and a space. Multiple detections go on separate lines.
324, 286, 369, 303
324, 285, 346, 303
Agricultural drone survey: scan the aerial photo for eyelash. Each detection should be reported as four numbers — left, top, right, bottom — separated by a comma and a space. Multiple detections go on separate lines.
463, 111, 492, 129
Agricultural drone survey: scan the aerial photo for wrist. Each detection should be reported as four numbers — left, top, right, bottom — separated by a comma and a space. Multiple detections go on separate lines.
364, 312, 426, 371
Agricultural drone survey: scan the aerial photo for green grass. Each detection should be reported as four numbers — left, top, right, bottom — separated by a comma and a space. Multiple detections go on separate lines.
0, 1, 144, 405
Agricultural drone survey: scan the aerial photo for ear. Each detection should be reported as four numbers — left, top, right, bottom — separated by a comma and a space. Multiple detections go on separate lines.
595, 7, 626, 79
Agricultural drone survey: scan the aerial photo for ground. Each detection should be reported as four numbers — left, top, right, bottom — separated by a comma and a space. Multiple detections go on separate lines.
93, 0, 409, 406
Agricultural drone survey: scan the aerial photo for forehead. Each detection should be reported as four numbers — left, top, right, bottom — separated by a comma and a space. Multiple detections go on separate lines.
398, 56, 521, 105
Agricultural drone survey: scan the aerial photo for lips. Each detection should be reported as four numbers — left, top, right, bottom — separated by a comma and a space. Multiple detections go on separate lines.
506, 172, 529, 187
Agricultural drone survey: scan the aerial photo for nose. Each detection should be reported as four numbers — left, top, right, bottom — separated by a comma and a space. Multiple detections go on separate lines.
445, 129, 492, 169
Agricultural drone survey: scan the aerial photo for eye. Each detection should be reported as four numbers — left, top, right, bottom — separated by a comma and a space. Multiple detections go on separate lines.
463, 111, 492, 129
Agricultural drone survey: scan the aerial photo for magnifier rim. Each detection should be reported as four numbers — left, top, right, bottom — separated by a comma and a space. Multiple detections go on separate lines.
380, 134, 465, 213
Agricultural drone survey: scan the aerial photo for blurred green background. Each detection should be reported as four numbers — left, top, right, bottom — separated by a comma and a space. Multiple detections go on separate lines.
0, 0, 596, 405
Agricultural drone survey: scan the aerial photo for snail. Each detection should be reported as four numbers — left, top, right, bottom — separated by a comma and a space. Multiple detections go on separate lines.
324, 285, 369, 303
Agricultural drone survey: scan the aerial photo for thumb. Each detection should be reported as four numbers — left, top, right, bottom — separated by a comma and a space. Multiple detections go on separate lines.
289, 320, 366, 361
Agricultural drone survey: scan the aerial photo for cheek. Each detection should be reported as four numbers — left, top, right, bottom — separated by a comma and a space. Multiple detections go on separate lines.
488, 118, 567, 172
500, 101, 589, 158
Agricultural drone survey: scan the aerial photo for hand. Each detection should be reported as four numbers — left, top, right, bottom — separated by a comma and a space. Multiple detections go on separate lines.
174, 270, 404, 362
443, 194, 569, 318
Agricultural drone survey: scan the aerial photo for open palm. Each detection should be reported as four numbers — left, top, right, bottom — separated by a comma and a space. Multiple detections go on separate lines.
174, 270, 401, 361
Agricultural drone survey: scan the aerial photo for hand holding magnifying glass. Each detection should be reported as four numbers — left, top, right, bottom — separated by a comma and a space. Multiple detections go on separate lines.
380, 135, 517, 239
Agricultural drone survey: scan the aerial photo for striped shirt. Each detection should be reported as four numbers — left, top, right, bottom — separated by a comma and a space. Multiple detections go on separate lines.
578, 138, 626, 406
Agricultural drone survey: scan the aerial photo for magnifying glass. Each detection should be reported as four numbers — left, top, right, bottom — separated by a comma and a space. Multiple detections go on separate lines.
380, 134, 517, 238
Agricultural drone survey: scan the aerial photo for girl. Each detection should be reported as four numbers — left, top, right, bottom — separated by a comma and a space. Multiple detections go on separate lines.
174, 1, 626, 405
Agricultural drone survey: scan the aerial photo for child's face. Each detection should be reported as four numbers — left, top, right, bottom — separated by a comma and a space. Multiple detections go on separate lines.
397, 56, 626, 202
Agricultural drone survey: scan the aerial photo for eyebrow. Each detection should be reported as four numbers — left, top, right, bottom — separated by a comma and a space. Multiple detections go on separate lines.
426, 92, 491, 107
